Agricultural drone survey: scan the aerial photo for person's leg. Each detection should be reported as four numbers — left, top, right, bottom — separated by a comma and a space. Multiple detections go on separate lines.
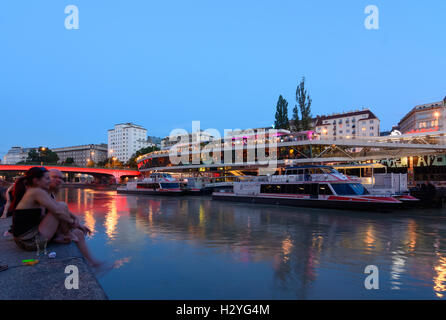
71, 228, 102, 267
38, 212, 60, 240
52, 221, 72, 244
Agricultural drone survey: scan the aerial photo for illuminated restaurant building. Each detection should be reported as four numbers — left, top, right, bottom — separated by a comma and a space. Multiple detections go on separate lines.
136, 125, 446, 185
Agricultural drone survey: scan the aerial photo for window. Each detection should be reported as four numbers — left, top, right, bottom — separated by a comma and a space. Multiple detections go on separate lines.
370, 120, 374, 124
331, 183, 368, 195
318, 184, 333, 195
296, 185, 305, 194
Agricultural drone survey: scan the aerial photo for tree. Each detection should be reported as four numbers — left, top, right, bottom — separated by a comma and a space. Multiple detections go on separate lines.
86, 159, 95, 167
292, 104, 301, 132
296, 77, 312, 131
26, 147, 59, 164
103, 157, 123, 168
65, 157, 74, 165
126, 146, 160, 168
274, 95, 290, 130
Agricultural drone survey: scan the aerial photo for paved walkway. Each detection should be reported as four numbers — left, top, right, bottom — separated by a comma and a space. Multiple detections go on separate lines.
0, 219, 107, 300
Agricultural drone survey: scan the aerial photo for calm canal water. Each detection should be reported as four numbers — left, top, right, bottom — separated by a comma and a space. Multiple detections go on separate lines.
60, 188, 446, 299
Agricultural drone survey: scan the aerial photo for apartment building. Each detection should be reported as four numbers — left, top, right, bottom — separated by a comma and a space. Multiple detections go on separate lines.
108, 123, 155, 162
314, 108, 380, 140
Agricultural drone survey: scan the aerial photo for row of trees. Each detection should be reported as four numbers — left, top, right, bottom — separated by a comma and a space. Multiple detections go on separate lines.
18, 147, 59, 165
274, 77, 313, 131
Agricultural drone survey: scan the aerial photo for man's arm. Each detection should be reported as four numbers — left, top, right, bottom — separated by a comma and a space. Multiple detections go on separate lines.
1, 187, 12, 219
32, 189, 75, 225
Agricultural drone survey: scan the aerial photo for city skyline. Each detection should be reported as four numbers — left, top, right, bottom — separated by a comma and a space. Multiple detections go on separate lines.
1, 1, 446, 159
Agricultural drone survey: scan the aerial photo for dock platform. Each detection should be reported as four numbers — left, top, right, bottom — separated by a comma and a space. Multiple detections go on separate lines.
0, 218, 107, 300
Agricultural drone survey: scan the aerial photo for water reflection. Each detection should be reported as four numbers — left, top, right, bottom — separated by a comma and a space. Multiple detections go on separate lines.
58, 188, 446, 299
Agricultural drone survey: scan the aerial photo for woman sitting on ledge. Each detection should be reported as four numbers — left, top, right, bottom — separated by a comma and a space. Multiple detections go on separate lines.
10, 167, 102, 268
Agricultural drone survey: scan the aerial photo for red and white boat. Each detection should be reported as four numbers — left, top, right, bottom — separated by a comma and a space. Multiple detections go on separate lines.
212, 165, 418, 211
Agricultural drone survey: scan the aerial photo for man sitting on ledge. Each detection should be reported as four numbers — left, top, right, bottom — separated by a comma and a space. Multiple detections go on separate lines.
10, 167, 103, 268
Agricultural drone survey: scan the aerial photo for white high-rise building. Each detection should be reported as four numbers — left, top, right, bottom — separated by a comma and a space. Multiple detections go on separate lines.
108, 123, 154, 162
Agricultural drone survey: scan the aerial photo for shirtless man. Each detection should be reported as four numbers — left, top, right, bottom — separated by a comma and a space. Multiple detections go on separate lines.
48, 169, 91, 241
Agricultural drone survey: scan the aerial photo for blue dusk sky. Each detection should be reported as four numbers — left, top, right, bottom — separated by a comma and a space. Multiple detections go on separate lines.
1, 1, 445, 157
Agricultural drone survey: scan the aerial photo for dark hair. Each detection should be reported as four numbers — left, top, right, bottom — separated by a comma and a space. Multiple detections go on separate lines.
10, 167, 49, 211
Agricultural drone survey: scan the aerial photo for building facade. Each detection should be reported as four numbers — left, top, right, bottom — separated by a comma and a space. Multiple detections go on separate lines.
2, 147, 38, 164
397, 98, 446, 134
161, 130, 214, 150
53, 144, 108, 166
314, 108, 380, 140
108, 123, 154, 162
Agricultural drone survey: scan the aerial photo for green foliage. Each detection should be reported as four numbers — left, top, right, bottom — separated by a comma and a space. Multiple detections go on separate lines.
295, 77, 312, 131
97, 159, 108, 167
26, 147, 59, 164
101, 157, 124, 168
86, 159, 95, 167
126, 146, 160, 168
274, 95, 290, 130
292, 104, 301, 132
64, 157, 74, 165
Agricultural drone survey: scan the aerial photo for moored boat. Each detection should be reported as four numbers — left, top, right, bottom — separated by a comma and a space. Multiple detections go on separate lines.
117, 173, 184, 196
212, 165, 418, 211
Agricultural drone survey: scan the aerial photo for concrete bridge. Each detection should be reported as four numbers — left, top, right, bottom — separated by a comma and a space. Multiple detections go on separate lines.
0, 164, 140, 182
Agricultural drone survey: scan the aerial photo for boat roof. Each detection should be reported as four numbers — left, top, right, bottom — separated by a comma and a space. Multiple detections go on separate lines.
285, 165, 334, 169
333, 163, 386, 169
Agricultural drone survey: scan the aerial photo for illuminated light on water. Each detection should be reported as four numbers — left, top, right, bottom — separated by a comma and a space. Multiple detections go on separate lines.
433, 254, 446, 298
282, 237, 293, 263
390, 249, 406, 290
77, 188, 82, 209
104, 201, 119, 240
407, 220, 417, 251
363, 225, 376, 250
83, 209, 96, 235
199, 204, 206, 227
148, 206, 153, 227
312, 234, 324, 253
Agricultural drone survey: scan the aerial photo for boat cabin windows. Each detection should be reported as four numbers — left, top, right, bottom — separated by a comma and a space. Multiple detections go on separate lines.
331, 183, 369, 195
150, 173, 172, 179
137, 183, 159, 190
318, 184, 333, 195
260, 183, 333, 195
285, 167, 339, 176
160, 183, 180, 189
